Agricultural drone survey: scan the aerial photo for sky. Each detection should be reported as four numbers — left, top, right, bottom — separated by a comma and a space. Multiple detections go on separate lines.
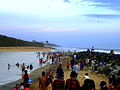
0, 0, 120, 49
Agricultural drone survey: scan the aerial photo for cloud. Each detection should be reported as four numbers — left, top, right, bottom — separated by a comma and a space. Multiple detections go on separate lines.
84, 14, 120, 18
1, 0, 118, 17
42, 27, 80, 32
89, 0, 120, 11
64, 0, 71, 3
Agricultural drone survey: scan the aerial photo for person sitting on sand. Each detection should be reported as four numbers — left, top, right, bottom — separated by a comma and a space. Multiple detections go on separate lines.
38, 71, 47, 90
82, 73, 90, 80
65, 71, 80, 90
52, 73, 65, 90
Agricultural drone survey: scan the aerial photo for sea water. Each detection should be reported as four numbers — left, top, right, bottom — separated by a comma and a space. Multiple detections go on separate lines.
56, 47, 120, 54
0, 52, 48, 85
0, 48, 119, 85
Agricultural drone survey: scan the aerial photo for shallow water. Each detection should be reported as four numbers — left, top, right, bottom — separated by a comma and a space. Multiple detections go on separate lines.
0, 52, 47, 85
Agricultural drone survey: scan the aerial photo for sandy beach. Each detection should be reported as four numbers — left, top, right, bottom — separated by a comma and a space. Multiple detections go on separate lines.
30, 57, 109, 90
0, 50, 109, 90
0, 47, 54, 52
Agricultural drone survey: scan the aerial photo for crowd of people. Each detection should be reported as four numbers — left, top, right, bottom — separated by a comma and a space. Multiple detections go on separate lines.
38, 55, 120, 90
12, 51, 120, 90
38, 61, 120, 90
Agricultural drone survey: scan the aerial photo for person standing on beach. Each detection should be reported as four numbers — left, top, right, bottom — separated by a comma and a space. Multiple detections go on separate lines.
66, 61, 70, 70
91, 60, 95, 72
56, 64, 64, 78
74, 54, 77, 60
81, 79, 96, 90
46, 69, 54, 85
80, 62, 84, 70
52, 73, 65, 90
39, 71, 48, 90
71, 59, 75, 70
65, 71, 80, 90
73, 62, 79, 80
23, 70, 30, 89
100, 81, 108, 90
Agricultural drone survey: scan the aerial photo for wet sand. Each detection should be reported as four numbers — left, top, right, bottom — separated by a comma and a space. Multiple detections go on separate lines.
0, 47, 54, 52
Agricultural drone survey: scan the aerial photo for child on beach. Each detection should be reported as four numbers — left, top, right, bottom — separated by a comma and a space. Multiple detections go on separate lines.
80, 62, 84, 70
13, 84, 20, 90
82, 73, 90, 80
66, 61, 70, 70
46, 69, 54, 85
19, 82, 24, 90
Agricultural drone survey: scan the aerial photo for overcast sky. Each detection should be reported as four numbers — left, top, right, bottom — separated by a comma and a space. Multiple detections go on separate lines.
0, 0, 120, 49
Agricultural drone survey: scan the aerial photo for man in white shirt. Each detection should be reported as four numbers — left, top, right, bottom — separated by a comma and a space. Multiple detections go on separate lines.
73, 62, 79, 78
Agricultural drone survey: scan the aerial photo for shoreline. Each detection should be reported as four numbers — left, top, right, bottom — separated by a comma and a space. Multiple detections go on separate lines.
0, 47, 54, 52
0, 64, 53, 90
0, 56, 109, 90
0, 47, 55, 90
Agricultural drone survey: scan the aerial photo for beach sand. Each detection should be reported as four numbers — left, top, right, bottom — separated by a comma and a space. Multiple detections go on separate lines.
0, 47, 54, 52
0, 55, 109, 90
30, 67, 108, 90
30, 57, 109, 90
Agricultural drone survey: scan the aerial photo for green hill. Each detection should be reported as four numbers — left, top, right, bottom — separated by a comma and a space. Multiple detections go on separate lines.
0, 35, 44, 47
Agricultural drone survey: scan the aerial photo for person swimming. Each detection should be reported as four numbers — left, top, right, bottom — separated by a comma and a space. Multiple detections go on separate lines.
8, 63, 10, 70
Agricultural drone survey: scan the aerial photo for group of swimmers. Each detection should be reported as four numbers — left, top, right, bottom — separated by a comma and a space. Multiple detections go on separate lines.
8, 63, 33, 71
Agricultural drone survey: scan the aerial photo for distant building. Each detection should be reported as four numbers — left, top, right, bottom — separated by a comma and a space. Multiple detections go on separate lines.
41, 41, 60, 48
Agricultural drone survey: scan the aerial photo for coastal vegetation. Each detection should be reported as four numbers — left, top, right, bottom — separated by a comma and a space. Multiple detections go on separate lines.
0, 34, 60, 48
0, 34, 44, 47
